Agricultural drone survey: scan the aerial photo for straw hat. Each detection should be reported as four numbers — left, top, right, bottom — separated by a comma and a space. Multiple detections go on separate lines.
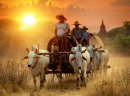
73, 21, 81, 25
83, 26, 88, 30
56, 14, 67, 21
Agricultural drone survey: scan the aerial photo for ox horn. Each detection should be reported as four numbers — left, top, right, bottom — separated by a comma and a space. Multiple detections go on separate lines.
92, 44, 95, 48
26, 48, 29, 53
38, 44, 39, 54
93, 48, 98, 51
99, 46, 102, 49
35, 49, 38, 53
98, 50, 105, 52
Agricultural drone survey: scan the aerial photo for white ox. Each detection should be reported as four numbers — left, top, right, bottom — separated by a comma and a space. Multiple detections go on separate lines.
87, 45, 109, 72
24, 46, 49, 91
69, 44, 90, 89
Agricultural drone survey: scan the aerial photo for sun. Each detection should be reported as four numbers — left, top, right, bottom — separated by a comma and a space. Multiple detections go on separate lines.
23, 15, 35, 25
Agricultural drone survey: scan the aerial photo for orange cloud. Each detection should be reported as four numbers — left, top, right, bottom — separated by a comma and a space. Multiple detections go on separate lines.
0, 0, 129, 32
110, 0, 130, 7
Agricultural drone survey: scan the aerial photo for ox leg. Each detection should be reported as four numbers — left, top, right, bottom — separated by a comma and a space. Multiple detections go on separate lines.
99, 62, 104, 74
90, 62, 94, 78
65, 74, 68, 80
40, 71, 44, 88
56, 73, 62, 83
51, 74, 55, 83
33, 76, 37, 91
103, 64, 108, 75
76, 73, 80, 89
44, 68, 47, 82
80, 72, 83, 81
82, 69, 87, 87
100, 57, 104, 74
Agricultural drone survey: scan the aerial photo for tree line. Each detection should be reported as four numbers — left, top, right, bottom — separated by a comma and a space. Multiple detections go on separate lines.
0, 18, 55, 57
100, 25, 130, 55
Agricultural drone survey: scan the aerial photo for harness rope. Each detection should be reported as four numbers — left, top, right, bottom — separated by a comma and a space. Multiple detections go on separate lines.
63, 35, 68, 51
48, 35, 77, 52
63, 35, 73, 48
52, 36, 62, 45
32, 58, 39, 68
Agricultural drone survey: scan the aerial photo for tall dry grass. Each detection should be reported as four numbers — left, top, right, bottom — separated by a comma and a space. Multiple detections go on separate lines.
0, 58, 30, 93
0, 56, 129, 96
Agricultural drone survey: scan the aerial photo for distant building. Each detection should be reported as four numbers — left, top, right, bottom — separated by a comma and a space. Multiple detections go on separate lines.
99, 20, 107, 35
123, 21, 130, 36
124, 21, 130, 34
124, 21, 130, 27
124, 21, 130, 31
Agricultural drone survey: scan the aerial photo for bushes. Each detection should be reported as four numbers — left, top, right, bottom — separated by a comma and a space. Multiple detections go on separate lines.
113, 34, 130, 50
105, 34, 130, 55
0, 18, 55, 57
0, 58, 29, 92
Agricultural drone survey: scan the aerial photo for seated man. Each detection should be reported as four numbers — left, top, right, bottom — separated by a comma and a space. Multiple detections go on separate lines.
47, 14, 70, 52
55, 14, 70, 37
82, 26, 91, 46
71, 21, 84, 43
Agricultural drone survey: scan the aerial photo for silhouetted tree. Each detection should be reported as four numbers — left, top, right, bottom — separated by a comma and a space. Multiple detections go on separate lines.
123, 21, 130, 36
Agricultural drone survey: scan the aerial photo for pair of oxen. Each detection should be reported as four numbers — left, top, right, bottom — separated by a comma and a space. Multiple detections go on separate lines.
24, 44, 109, 90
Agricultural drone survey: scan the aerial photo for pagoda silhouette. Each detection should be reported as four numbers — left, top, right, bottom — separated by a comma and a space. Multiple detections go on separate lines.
98, 20, 107, 35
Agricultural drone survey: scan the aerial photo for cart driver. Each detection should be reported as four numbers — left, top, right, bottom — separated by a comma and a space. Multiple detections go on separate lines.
54, 14, 70, 51
55, 14, 70, 37
47, 14, 70, 52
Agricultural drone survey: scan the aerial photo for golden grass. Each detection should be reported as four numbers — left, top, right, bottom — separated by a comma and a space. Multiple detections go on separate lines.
0, 56, 129, 96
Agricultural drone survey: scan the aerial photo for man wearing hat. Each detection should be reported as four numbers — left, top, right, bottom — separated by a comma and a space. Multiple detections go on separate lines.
71, 21, 84, 43
55, 14, 70, 37
54, 14, 70, 51
82, 26, 91, 46
52, 14, 70, 83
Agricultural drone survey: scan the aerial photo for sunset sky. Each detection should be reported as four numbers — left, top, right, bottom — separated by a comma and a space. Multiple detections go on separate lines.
0, 0, 130, 32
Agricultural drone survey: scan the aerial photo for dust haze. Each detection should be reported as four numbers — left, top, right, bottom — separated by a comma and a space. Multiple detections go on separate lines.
0, 18, 130, 96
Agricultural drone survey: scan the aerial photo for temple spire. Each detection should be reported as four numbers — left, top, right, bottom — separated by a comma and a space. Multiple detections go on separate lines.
102, 19, 104, 25
99, 19, 106, 35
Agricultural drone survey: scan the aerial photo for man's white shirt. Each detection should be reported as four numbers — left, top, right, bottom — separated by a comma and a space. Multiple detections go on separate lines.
55, 22, 70, 36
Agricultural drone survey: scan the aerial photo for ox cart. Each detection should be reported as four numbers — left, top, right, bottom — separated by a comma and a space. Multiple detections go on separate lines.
24, 34, 106, 75
38, 34, 90, 75
24, 34, 111, 89
38, 35, 78, 74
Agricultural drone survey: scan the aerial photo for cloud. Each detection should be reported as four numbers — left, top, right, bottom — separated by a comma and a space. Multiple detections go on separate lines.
0, 0, 129, 32
111, 0, 130, 7
45, 0, 70, 8
0, 3, 3, 6
0, 3, 7, 9
67, 4, 86, 13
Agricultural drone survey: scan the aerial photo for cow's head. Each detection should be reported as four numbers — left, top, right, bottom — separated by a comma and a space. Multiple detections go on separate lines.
87, 45, 105, 62
71, 44, 87, 73
87, 46, 96, 58
24, 49, 40, 68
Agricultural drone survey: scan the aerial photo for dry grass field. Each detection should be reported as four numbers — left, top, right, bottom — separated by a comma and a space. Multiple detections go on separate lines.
0, 55, 129, 96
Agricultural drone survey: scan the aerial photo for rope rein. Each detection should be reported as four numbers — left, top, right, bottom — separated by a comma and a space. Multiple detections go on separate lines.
48, 35, 76, 52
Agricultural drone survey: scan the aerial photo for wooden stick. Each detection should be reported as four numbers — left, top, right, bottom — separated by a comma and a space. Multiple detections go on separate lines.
37, 52, 75, 55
